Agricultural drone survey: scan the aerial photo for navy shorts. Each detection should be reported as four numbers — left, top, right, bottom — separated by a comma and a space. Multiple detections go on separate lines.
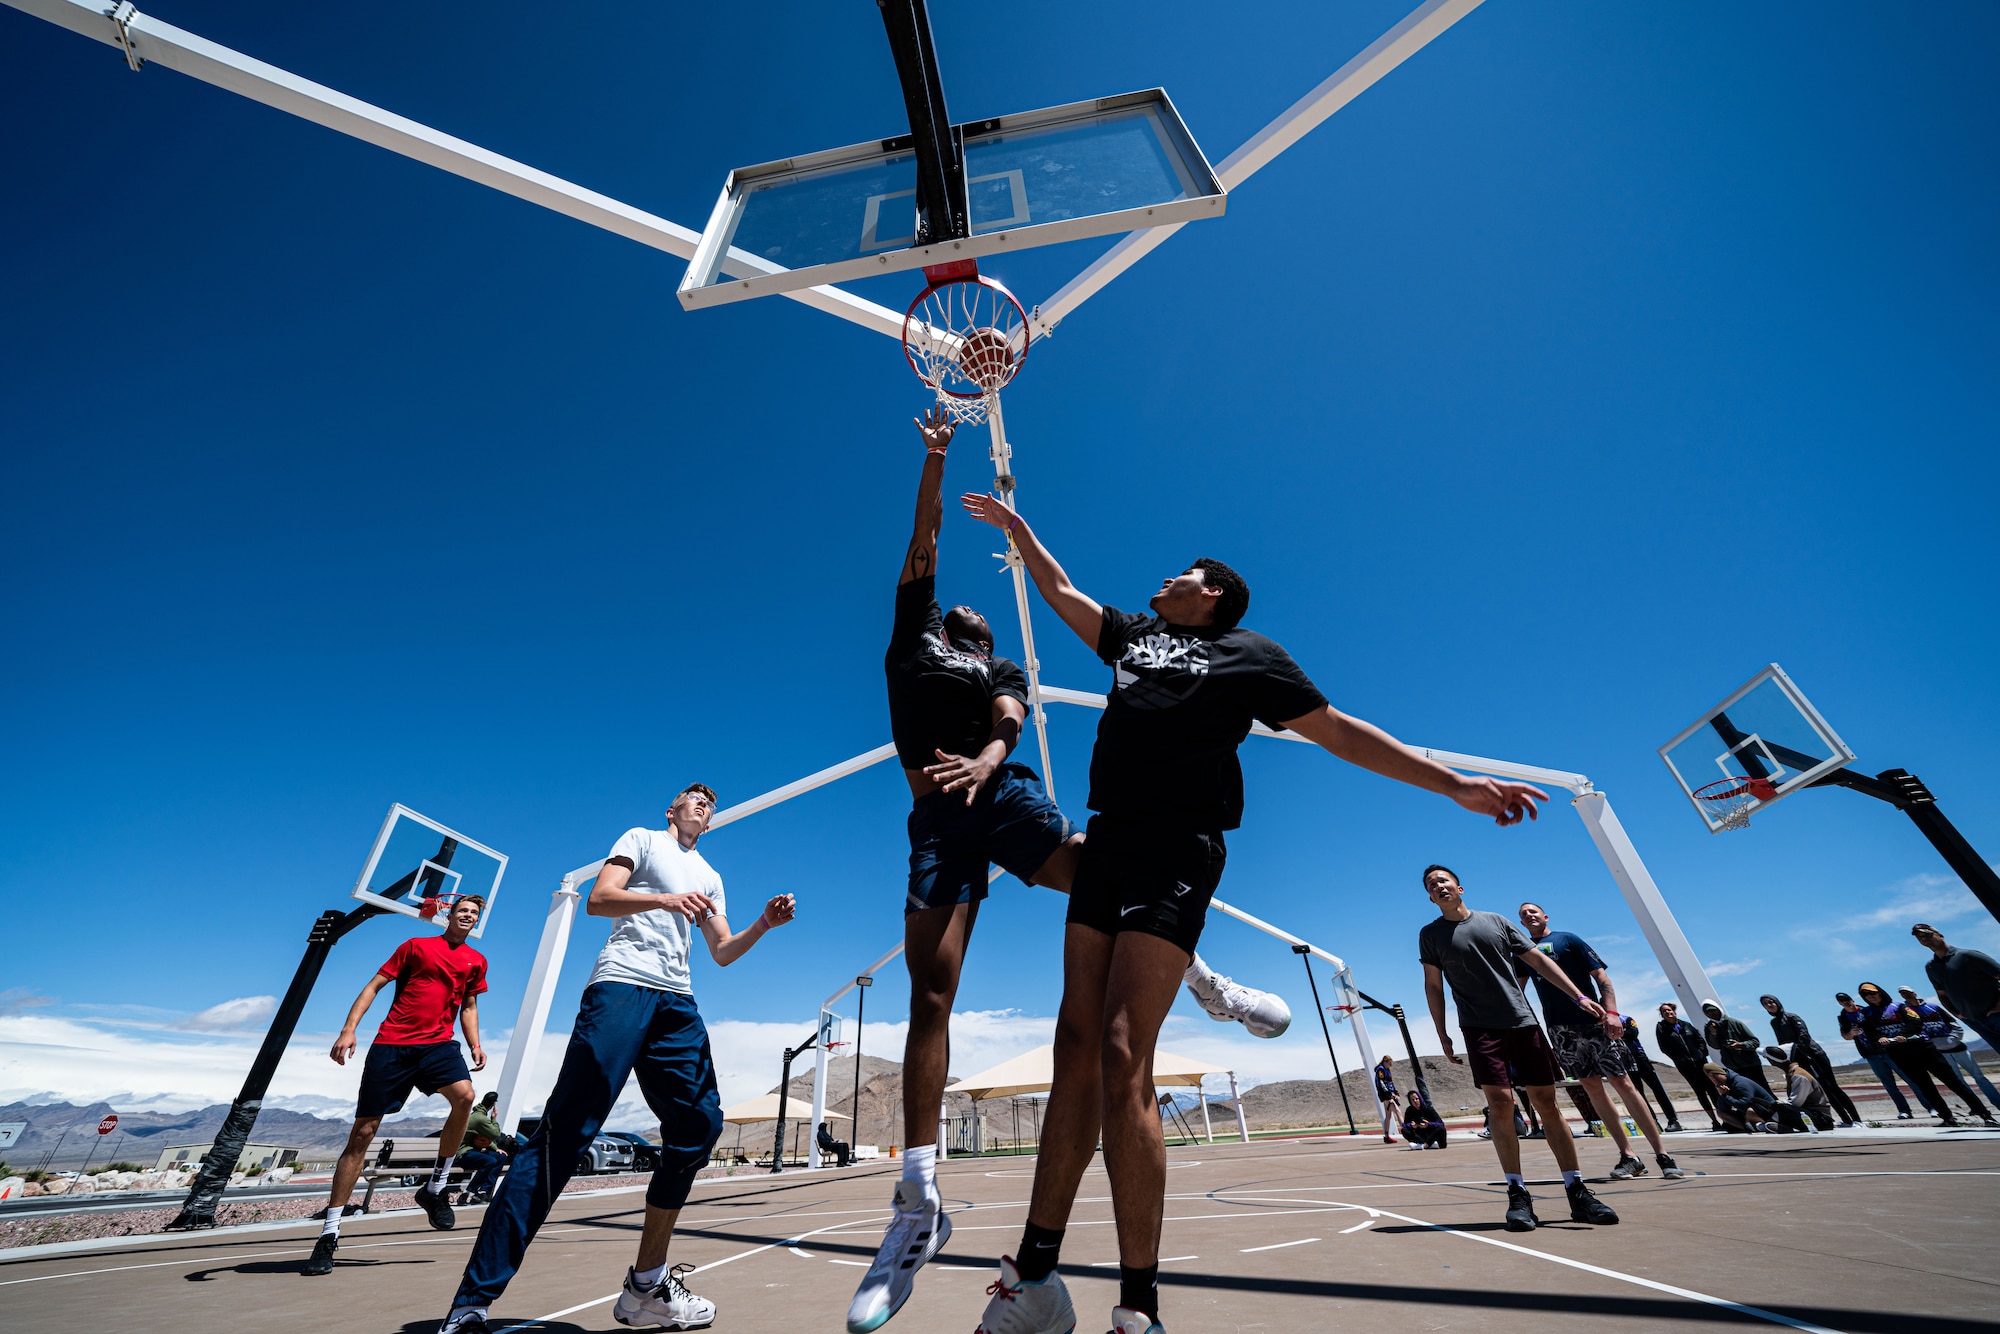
1065, 815, 1226, 956
358, 1040, 471, 1117
907, 762, 1074, 914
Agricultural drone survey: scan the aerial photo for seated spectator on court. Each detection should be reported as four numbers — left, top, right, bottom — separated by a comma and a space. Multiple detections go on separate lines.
1401, 1092, 1447, 1150
1837, 990, 1931, 1118
1762, 1047, 1836, 1132
1705, 1062, 1786, 1133
1856, 981, 1998, 1128
1760, 992, 1860, 1127
1899, 984, 2000, 1107
457, 1133, 508, 1202
1914, 923, 2000, 1056
816, 1121, 853, 1168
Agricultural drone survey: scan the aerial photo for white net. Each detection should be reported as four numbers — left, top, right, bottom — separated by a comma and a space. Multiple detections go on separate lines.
1694, 779, 1755, 831
903, 276, 1029, 425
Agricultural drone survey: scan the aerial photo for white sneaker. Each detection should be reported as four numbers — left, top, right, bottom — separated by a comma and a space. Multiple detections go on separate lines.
847, 1180, 952, 1332
1109, 1306, 1164, 1334
974, 1256, 1076, 1334
1185, 969, 1292, 1039
614, 1263, 715, 1330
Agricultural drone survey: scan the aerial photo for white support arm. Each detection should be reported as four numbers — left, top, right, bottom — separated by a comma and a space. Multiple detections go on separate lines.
1031, 0, 1487, 338
4, 0, 903, 338
821, 942, 910, 1012
708, 743, 900, 831
1572, 792, 1720, 1015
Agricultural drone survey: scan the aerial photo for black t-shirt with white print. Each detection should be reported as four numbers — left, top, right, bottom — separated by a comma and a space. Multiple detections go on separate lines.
1087, 606, 1327, 831
885, 576, 1029, 771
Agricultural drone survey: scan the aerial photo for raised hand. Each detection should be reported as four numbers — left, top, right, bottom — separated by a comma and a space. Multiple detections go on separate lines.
960, 491, 1014, 531
1451, 776, 1550, 826
761, 893, 797, 928
917, 405, 955, 452
925, 747, 998, 804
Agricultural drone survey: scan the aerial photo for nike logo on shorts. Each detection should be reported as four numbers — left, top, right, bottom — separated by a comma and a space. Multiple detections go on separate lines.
1121, 904, 1146, 917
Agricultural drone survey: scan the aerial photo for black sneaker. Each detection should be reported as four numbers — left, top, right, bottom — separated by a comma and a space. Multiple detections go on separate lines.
1609, 1154, 1647, 1179
1664, 1121, 1685, 1132
1566, 1181, 1619, 1225
1657, 1154, 1685, 1179
440, 1312, 491, 1334
1504, 1184, 1538, 1232
301, 1232, 338, 1276
413, 1182, 456, 1231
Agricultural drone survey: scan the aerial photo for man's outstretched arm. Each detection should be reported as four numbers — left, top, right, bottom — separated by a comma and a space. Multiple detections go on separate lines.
1282, 705, 1550, 826
960, 494, 1103, 649
900, 407, 954, 586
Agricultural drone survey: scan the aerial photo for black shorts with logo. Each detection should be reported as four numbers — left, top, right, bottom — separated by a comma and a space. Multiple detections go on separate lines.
1066, 815, 1226, 956
358, 1040, 471, 1118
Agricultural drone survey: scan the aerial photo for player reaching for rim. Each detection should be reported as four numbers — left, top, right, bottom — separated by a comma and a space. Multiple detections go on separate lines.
304, 894, 489, 1276
848, 410, 1291, 1334
956, 490, 1548, 1334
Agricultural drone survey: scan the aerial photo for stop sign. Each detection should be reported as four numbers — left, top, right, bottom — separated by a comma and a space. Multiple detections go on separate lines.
97, 1114, 119, 1135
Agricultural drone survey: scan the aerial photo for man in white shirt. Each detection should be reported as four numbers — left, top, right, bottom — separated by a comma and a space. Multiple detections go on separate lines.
439, 784, 796, 1334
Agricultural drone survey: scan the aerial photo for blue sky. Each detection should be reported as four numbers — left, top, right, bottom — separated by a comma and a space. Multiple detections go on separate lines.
3, 0, 1996, 1128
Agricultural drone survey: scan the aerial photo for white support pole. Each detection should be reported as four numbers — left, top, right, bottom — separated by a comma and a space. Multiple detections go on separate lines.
3, 0, 904, 340
1032, 0, 1488, 338
985, 394, 1057, 794
1333, 967, 1386, 1132
708, 743, 899, 831
493, 877, 584, 1135
1572, 792, 1721, 1014
1199, 1078, 1215, 1144
808, 1008, 833, 1170
937, 1098, 950, 1161
1227, 1071, 1250, 1143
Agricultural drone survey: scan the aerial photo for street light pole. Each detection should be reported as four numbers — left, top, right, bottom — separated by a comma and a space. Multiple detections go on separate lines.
1294, 945, 1356, 1135
853, 975, 872, 1149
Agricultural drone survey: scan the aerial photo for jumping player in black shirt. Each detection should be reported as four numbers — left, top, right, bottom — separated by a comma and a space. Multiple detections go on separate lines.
849, 411, 1288, 1334
960, 492, 1549, 1334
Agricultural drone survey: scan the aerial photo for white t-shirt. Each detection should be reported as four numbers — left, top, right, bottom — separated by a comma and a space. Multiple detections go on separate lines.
585, 828, 726, 996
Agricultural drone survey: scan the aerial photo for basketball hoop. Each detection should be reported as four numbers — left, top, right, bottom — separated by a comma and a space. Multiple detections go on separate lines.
1692, 777, 1778, 831
417, 894, 460, 921
903, 260, 1030, 426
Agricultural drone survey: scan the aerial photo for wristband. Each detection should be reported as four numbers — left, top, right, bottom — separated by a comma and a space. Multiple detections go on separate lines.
1006, 513, 1020, 532
927, 447, 948, 457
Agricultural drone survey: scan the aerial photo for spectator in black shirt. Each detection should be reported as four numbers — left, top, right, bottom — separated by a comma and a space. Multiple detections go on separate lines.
1619, 1015, 1681, 1131
1402, 1092, 1447, 1149
1701, 1000, 1772, 1093
1914, 923, 2000, 1057
961, 492, 1552, 1334
1656, 1002, 1725, 1132
1758, 993, 1859, 1126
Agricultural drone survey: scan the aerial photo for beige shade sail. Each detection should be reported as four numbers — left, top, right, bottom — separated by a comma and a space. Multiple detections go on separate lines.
945, 1045, 1233, 1102
720, 1094, 849, 1125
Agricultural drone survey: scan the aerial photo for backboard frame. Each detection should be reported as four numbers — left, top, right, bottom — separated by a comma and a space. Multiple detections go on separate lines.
1658, 663, 1858, 834
350, 802, 509, 937
677, 89, 1226, 311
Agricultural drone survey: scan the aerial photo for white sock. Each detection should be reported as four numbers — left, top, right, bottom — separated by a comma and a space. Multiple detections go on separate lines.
1562, 1169, 1583, 1186
320, 1211, 341, 1238
901, 1143, 937, 1198
1182, 955, 1213, 986
430, 1157, 453, 1192
633, 1261, 667, 1287
441, 1307, 486, 1334
1504, 1173, 1525, 1188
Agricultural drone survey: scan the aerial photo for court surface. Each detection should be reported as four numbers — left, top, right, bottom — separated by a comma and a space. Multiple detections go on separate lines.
5, 1129, 1994, 1334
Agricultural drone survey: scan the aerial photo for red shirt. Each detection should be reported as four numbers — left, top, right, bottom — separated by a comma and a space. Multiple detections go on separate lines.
373, 934, 489, 1046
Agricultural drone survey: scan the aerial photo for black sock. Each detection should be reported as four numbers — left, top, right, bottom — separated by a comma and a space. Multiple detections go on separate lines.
1119, 1263, 1159, 1320
1014, 1221, 1064, 1282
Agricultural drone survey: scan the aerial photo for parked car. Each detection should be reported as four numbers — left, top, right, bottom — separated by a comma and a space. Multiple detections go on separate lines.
576, 1134, 635, 1176
600, 1132, 660, 1172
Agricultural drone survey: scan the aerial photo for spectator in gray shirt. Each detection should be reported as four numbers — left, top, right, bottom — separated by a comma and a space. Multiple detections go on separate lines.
1419, 864, 1620, 1234
1913, 924, 2000, 1056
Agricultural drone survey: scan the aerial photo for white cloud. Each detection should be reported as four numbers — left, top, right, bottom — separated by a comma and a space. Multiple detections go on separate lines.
1703, 958, 1764, 978
172, 996, 278, 1033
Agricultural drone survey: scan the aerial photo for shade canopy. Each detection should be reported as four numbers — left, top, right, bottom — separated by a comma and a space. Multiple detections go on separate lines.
945, 1045, 1232, 1102
720, 1094, 849, 1125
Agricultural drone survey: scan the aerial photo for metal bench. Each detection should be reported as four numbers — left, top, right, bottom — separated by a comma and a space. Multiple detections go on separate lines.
357, 1135, 468, 1213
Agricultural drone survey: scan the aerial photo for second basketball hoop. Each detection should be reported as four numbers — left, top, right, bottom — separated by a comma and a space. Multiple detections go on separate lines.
903, 260, 1029, 424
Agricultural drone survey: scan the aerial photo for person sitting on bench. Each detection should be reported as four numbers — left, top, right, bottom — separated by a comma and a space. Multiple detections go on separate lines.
817, 1120, 853, 1168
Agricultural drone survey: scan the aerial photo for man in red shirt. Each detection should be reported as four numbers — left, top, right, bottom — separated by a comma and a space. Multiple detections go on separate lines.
303, 895, 490, 1276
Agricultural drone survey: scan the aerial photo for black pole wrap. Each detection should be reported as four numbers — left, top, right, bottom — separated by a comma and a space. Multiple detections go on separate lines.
169, 902, 385, 1229
876, 0, 968, 246
1295, 947, 1355, 1135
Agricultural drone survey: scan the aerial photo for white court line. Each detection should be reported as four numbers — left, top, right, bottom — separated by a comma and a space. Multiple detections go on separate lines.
1243, 1238, 1321, 1252
828, 1259, 869, 1266
495, 1213, 888, 1333
0, 1227, 559, 1288
1340, 1219, 1375, 1234
1358, 1203, 1845, 1334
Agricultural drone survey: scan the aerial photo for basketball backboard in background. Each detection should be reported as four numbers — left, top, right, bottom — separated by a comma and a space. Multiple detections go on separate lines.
677, 90, 1225, 310
350, 804, 507, 936
1659, 664, 1857, 833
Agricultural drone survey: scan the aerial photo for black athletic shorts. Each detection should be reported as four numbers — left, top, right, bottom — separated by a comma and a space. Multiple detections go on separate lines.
1066, 814, 1226, 956
358, 1040, 471, 1118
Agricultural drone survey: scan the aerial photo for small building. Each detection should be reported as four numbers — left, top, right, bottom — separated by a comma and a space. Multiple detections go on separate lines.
155, 1142, 300, 1172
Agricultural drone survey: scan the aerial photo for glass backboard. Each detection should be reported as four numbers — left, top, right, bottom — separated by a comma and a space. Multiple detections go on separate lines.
1658, 664, 1856, 834
350, 803, 508, 937
678, 90, 1225, 310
